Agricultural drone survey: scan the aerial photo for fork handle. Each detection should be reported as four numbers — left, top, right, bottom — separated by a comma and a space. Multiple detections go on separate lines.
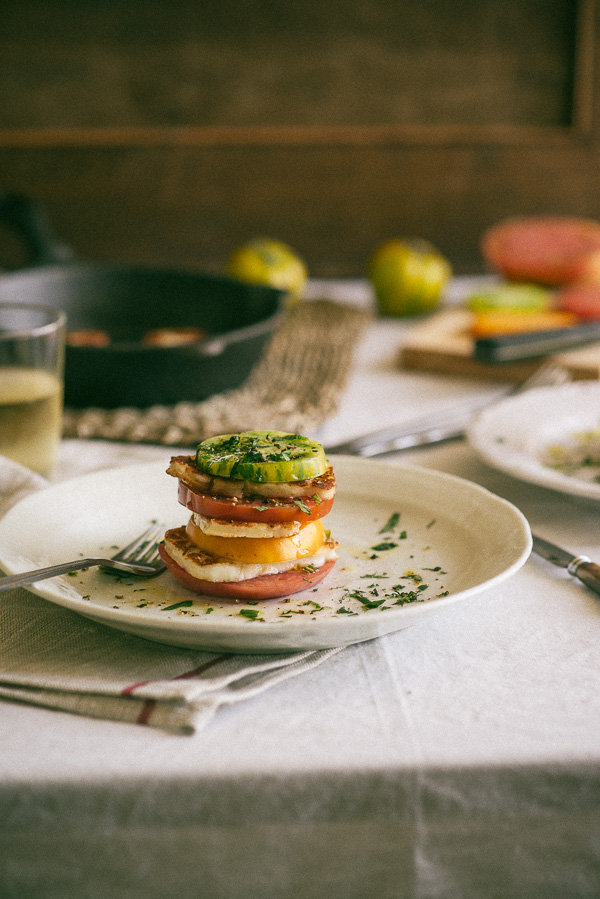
0, 558, 104, 594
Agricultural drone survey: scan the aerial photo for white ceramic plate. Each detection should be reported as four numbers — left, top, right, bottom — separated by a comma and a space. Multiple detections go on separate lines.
467, 382, 600, 502
0, 457, 531, 653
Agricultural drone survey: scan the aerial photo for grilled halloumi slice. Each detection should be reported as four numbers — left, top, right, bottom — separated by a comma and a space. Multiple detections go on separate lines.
191, 512, 301, 538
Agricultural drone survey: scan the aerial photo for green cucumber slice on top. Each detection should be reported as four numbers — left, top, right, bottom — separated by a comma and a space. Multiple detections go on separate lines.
195, 430, 328, 483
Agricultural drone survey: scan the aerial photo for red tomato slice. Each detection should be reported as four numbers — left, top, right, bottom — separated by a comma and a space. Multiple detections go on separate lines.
158, 543, 336, 599
556, 283, 600, 320
177, 480, 334, 524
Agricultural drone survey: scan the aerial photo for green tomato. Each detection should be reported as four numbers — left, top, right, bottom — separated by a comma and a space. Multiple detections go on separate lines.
226, 239, 308, 308
370, 239, 452, 317
195, 430, 328, 483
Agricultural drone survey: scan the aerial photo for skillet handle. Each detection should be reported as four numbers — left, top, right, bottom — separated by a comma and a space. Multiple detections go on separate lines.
0, 192, 76, 266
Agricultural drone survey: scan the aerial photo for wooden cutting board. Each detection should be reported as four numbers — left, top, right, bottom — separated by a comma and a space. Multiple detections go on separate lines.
400, 308, 600, 381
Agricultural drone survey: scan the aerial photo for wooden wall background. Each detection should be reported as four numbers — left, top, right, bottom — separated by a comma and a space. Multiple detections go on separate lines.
0, 0, 597, 276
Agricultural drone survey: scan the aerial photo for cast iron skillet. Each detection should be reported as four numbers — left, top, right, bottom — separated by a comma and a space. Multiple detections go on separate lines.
0, 193, 285, 408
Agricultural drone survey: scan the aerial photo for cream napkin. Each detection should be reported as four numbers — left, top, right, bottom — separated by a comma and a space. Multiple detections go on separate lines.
0, 456, 342, 733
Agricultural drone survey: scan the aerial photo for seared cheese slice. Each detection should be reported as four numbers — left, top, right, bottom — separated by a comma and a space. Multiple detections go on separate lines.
163, 526, 338, 583
191, 512, 301, 539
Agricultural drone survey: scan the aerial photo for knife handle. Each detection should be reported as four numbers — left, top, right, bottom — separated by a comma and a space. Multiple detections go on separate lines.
570, 558, 600, 597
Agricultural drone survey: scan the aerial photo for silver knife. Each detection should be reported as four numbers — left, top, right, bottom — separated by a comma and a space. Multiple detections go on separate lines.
532, 535, 600, 596
324, 365, 571, 458
324, 404, 483, 456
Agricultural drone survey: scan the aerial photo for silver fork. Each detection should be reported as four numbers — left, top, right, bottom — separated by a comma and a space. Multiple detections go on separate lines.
0, 522, 166, 594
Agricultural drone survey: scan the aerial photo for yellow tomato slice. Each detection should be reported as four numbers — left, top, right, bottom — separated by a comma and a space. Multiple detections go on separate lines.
185, 517, 326, 564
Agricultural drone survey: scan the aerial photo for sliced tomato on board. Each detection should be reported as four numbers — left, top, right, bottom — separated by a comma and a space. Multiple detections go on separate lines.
556, 283, 600, 320
158, 543, 336, 599
481, 217, 600, 286
177, 480, 334, 524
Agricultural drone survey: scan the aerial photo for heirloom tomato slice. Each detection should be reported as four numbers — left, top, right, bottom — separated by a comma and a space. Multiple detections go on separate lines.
195, 430, 328, 483
178, 481, 334, 524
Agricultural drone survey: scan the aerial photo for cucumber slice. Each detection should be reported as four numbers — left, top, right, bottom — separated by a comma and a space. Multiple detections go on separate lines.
195, 430, 328, 483
466, 282, 551, 312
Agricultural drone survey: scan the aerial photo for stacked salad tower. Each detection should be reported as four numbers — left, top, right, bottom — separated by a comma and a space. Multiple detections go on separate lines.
159, 430, 338, 599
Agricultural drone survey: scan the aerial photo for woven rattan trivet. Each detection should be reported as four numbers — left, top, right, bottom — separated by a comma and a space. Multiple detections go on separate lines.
62, 300, 370, 446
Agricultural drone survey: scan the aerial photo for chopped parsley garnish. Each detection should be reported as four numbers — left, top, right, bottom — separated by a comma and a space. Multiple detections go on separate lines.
294, 498, 312, 515
390, 590, 425, 605
162, 600, 194, 611
379, 512, 400, 533
396, 571, 423, 583
302, 599, 323, 610
358, 597, 387, 609
341, 587, 386, 609
360, 573, 389, 578
371, 542, 398, 552
335, 575, 435, 611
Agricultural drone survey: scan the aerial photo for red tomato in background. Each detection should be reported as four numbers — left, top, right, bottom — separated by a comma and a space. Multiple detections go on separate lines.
481, 217, 600, 286
556, 284, 600, 320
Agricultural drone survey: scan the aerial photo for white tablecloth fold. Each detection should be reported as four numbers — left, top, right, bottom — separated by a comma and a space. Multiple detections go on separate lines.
0, 455, 342, 733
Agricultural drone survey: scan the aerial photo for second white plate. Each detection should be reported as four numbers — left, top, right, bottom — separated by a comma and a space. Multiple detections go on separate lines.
467, 381, 600, 502
0, 456, 531, 653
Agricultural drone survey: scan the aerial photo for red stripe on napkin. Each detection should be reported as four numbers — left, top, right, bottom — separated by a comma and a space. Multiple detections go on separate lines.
121, 655, 230, 726
172, 655, 229, 681
137, 699, 157, 726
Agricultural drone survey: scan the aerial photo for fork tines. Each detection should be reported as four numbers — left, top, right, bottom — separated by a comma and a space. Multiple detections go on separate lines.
112, 522, 166, 565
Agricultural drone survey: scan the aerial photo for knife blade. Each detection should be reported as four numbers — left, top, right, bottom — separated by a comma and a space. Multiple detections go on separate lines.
531, 534, 600, 596
323, 402, 491, 457
324, 363, 570, 458
474, 320, 600, 363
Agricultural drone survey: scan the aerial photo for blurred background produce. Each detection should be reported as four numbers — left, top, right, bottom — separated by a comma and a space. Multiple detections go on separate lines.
465, 282, 552, 313
556, 283, 600, 320
473, 216, 600, 328
481, 217, 600, 287
0, 0, 596, 281
369, 238, 452, 317
226, 238, 307, 308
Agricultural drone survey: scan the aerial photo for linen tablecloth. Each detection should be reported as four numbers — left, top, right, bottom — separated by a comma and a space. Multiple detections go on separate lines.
2, 282, 600, 898
2, 437, 600, 899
